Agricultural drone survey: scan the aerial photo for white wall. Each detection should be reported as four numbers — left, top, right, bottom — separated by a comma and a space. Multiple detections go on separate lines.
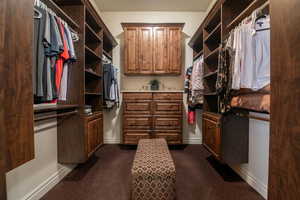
100, 11, 206, 144
6, 118, 75, 200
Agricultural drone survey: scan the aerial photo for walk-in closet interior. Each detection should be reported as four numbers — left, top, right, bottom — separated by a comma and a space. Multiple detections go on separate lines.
1, 0, 299, 199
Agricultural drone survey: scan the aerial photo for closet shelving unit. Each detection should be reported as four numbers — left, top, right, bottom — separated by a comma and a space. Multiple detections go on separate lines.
48, 0, 117, 164
189, 0, 269, 163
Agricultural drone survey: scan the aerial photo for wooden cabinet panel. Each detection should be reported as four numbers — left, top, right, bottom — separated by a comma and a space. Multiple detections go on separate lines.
122, 23, 183, 75
139, 27, 153, 74
168, 27, 182, 74
86, 115, 103, 157
203, 113, 221, 159
153, 102, 182, 115
153, 27, 169, 74
124, 115, 152, 130
153, 92, 183, 101
153, 116, 182, 130
123, 92, 152, 101
123, 131, 151, 145
154, 131, 182, 144
124, 27, 139, 74
124, 102, 152, 115
0, 0, 34, 172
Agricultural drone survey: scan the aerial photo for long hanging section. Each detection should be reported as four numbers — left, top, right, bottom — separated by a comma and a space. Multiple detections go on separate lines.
50, 0, 117, 164
188, 0, 270, 164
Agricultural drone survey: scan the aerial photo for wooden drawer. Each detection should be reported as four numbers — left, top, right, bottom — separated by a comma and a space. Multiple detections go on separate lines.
153, 101, 182, 115
123, 102, 152, 115
153, 116, 182, 130
153, 93, 183, 101
123, 131, 151, 144
203, 115, 221, 159
123, 115, 152, 129
154, 131, 182, 144
123, 92, 152, 101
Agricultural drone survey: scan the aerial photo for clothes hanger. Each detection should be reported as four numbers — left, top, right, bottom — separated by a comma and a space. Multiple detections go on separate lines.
34, 8, 42, 19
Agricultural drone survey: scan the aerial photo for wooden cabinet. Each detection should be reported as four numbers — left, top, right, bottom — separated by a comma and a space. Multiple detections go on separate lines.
122, 92, 183, 145
202, 112, 249, 164
203, 113, 221, 159
85, 113, 103, 158
122, 23, 184, 75
124, 27, 140, 74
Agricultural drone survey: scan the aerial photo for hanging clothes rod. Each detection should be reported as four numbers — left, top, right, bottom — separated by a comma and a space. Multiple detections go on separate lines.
34, 110, 78, 122
34, 0, 79, 35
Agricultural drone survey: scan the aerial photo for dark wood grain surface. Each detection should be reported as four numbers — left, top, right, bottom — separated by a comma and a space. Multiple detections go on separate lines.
0, 0, 7, 198
0, 0, 35, 172
269, 0, 300, 199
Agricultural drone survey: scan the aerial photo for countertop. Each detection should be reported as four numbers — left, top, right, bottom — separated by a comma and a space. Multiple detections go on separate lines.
121, 90, 184, 93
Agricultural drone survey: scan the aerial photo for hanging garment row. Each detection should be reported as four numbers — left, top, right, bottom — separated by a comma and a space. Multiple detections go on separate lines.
185, 55, 204, 106
216, 8, 270, 113
185, 55, 204, 124
103, 55, 120, 109
33, 0, 78, 104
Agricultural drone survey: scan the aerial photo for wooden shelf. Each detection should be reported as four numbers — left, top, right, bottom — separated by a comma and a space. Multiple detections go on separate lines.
203, 70, 218, 79
205, 8, 221, 33
85, 46, 101, 61
204, 92, 218, 96
204, 23, 221, 43
42, 0, 80, 30
193, 50, 203, 61
204, 47, 219, 64
86, 7, 101, 32
85, 23, 102, 43
34, 104, 79, 114
85, 92, 102, 96
189, 28, 204, 52
226, 0, 269, 31
35, 111, 78, 122
85, 69, 102, 79
103, 50, 112, 60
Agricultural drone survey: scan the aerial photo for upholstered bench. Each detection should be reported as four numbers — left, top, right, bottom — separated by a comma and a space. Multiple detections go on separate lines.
131, 139, 176, 200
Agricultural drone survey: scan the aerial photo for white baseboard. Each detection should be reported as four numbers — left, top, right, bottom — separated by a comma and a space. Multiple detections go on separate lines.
22, 165, 75, 200
232, 166, 268, 199
104, 138, 202, 145
183, 138, 202, 144
104, 138, 121, 144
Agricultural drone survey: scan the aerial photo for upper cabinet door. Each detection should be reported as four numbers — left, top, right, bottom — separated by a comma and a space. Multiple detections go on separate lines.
124, 27, 140, 74
168, 27, 182, 74
153, 27, 169, 74
139, 27, 153, 74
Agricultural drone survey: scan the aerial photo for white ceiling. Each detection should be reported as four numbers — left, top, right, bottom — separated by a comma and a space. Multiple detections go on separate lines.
94, 0, 212, 12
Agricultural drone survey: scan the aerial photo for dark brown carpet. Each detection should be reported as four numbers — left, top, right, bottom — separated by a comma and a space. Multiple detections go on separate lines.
42, 145, 264, 200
